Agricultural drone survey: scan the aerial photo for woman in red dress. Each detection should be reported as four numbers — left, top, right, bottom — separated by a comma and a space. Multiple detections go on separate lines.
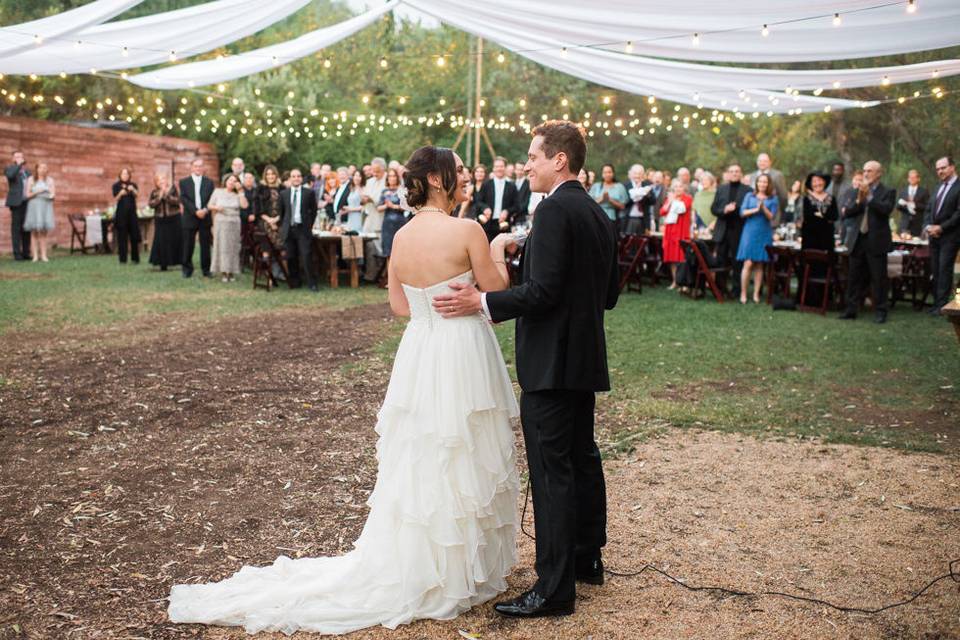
660, 179, 692, 289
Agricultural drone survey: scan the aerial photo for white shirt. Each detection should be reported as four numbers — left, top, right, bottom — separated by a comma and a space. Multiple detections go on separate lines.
908, 185, 917, 200
628, 180, 644, 218
192, 174, 202, 211
515, 177, 525, 191
493, 177, 506, 215
291, 186, 302, 225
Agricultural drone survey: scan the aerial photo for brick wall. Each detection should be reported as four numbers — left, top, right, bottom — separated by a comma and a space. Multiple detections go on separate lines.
0, 115, 219, 254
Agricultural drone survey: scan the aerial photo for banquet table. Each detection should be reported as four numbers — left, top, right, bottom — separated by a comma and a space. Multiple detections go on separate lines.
312, 231, 378, 288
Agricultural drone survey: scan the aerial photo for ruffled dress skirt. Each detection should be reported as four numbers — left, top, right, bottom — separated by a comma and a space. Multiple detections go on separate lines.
168, 275, 519, 635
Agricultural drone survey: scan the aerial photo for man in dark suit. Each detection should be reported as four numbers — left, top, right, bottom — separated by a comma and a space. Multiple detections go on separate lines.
328, 167, 351, 223
645, 171, 667, 232
179, 157, 215, 278
710, 163, 752, 298
4, 150, 31, 260
477, 156, 518, 242
512, 161, 531, 225
924, 156, 960, 315
433, 120, 619, 619
839, 161, 897, 323
896, 169, 930, 237
279, 167, 319, 291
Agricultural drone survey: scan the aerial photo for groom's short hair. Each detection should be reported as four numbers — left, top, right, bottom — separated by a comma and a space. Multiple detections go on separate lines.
532, 120, 586, 174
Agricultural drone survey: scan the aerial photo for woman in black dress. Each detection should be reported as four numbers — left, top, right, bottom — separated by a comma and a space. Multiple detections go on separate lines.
456, 164, 487, 220
255, 164, 285, 281
148, 173, 182, 270
112, 167, 140, 264
799, 171, 839, 305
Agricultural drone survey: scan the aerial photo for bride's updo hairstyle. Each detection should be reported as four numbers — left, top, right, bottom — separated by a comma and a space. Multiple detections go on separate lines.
403, 146, 458, 209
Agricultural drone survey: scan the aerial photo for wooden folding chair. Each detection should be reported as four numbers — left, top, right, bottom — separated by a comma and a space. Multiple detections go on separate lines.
798, 249, 835, 314
617, 234, 648, 293
765, 245, 796, 304
251, 231, 289, 291
899, 246, 932, 309
642, 235, 662, 287
682, 238, 730, 303
68, 214, 89, 254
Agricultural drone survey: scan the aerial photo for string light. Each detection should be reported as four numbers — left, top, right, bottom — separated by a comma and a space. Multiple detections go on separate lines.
906, 0, 917, 14
168, 50, 177, 62
435, 56, 445, 67
761, 24, 770, 37
33, 34, 42, 45
560, 47, 568, 58
496, 52, 505, 63
833, 13, 842, 26
881, 75, 891, 86
323, 58, 332, 69
692, 33, 700, 46
379, 57, 388, 68
625, 41, 634, 53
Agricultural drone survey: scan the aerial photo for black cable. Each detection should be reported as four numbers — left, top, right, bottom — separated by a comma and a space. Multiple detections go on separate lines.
519, 479, 959, 615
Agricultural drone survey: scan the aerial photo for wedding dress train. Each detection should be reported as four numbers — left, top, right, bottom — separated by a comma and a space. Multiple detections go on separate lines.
168, 270, 520, 635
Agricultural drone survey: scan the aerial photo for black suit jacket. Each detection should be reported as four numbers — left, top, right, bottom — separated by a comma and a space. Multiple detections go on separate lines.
925, 179, 960, 240
279, 186, 318, 242
896, 185, 929, 236
179, 175, 215, 229
486, 180, 620, 393
513, 178, 531, 221
478, 178, 519, 233
4, 164, 30, 207
842, 182, 896, 254
330, 183, 351, 221
711, 182, 752, 247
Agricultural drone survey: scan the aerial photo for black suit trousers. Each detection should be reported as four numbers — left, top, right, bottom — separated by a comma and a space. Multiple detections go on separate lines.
715, 234, 743, 297
115, 209, 141, 264
930, 235, 959, 309
9, 203, 30, 259
284, 225, 317, 288
521, 389, 606, 602
182, 222, 212, 275
845, 235, 889, 314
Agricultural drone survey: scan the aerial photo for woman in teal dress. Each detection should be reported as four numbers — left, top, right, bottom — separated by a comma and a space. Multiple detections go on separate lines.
588, 164, 628, 224
736, 173, 777, 304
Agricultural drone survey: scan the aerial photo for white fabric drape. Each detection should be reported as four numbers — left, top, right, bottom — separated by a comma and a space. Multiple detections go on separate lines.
422, 0, 960, 63
0, 0, 145, 58
416, 0, 960, 92
128, 1, 399, 89
0, 0, 311, 75
402, 0, 877, 113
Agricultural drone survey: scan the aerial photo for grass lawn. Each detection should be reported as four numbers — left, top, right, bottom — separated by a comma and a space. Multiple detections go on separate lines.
3, 250, 957, 453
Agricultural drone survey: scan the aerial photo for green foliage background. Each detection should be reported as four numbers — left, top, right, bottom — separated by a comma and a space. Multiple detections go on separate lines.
1, 0, 959, 185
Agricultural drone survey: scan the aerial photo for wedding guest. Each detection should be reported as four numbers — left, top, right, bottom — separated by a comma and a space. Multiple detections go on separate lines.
23, 162, 55, 262
783, 179, 802, 224
589, 163, 628, 224
4, 150, 31, 260
362, 164, 373, 179
222, 157, 244, 185
896, 169, 929, 237
839, 170, 864, 249
255, 165, 283, 249
799, 171, 839, 304
342, 170, 365, 232
477, 157, 518, 242
586, 170, 596, 191
646, 171, 667, 232
830, 161, 852, 240
148, 173, 182, 271
280, 168, 319, 291
209, 173, 246, 282
362, 158, 387, 282
457, 164, 486, 219
179, 158, 215, 278
748, 152, 788, 211
623, 163, 650, 235
378, 168, 406, 258
736, 173, 777, 304
924, 156, 960, 315
676, 167, 697, 197
112, 167, 141, 265
329, 167, 352, 224
505, 162, 515, 180
692, 171, 717, 230
513, 162, 531, 225
577, 169, 588, 190
711, 163, 752, 298
240, 172, 257, 232
659, 179, 692, 289
839, 161, 896, 323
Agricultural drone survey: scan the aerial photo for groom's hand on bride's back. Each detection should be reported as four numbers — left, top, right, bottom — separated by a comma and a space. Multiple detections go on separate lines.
433, 282, 482, 318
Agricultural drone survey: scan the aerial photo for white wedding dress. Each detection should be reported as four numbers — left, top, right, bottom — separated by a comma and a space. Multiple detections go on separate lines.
168, 270, 520, 635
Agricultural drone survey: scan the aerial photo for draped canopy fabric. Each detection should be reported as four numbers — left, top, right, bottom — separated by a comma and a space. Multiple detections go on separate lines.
0, 0, 145, 58
128, 0, 399, 89
427, 0, 960, 63
0, 0, 312, 75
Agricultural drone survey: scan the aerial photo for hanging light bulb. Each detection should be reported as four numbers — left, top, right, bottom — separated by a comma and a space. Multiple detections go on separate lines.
560, 47, 568, 58
906, 0, 917, 14
33, 34, 42, 45
436, 56, 446, 67
121, 46, 129, 57
833, 80, 841, 88
881, 75, 890, 86
932, 69, 940, 78
496, 52, 505, 63
691, 33, 700, 46
761, 24, 769, 37
519, 98, 527, 107
168, 50, 177, 62
625, 41, 634, 53
323, 58, 332, 69
379, 56, 388, 68
832, 13, 842, 26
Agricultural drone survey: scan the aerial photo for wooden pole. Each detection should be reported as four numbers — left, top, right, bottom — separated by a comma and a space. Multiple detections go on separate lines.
474, 37, 483, 167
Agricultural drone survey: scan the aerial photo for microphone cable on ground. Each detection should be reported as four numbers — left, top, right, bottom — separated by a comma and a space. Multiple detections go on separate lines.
519, 479, 959, 615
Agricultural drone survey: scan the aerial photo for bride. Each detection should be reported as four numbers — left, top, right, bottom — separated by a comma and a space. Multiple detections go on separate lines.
167, 146, 521, 635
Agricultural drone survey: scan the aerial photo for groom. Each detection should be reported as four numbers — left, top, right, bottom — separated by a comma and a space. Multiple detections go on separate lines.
434, 120, 620, 618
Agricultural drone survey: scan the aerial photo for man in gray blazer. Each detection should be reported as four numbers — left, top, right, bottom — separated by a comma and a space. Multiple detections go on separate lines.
747, 152, 788, 214
4, 150, 31, 260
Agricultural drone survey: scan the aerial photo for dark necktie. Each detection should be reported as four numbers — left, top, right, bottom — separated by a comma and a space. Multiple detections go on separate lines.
934, 181, 949, 218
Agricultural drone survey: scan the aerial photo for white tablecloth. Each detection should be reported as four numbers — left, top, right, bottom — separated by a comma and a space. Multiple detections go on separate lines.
84, 215, 102, 246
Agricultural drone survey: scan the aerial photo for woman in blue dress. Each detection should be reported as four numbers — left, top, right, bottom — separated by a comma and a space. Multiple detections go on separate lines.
378, 168, 408, 257
736, 173, 777, 304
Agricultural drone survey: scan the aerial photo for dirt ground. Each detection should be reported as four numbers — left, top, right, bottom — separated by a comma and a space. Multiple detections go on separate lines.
1, 304, 957, 639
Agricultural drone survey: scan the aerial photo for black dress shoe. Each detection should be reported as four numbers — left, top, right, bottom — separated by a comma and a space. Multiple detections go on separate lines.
494, 590, 574, 618
576, 558, 604, 585
838, 311, 857, 320
874, 312, 887, 324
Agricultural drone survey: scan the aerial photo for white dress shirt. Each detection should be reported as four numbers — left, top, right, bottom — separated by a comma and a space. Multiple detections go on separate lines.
291, 186, 302, 225
493, 177, 506, 215
192, 174, 202, 210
